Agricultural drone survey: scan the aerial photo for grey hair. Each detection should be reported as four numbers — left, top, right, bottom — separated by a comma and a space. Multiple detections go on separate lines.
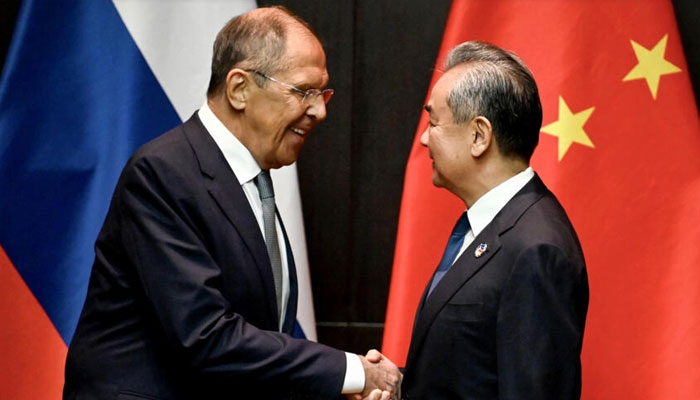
207, 6, 315, 96
443, 41, 543, 161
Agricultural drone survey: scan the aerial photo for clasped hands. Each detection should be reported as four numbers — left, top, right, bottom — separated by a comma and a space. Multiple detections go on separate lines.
346, 349, 402, 400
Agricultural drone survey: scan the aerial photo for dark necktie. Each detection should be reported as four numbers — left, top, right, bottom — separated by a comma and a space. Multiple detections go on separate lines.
254, 170, 283, 321
428, 212, 470, 296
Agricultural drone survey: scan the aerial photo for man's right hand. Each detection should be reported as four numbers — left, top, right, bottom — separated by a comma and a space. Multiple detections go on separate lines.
359, 349, 402, 400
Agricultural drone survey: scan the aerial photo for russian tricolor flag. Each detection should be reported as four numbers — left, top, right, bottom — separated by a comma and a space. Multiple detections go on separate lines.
0, 1, 318, 397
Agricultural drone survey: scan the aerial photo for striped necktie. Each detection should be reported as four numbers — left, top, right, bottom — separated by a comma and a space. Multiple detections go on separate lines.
254, 170, 283, 320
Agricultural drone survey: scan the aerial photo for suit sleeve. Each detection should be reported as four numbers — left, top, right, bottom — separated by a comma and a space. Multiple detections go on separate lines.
496, 244, 588, 400
115, 154, 346, 397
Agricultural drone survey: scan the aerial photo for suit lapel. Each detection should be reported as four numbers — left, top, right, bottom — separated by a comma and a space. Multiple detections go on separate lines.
180, 113, 278, 322
405, 175, 548, 370
405, 225, 503, 369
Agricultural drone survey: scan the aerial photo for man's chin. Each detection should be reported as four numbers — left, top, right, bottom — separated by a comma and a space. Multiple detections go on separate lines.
268, 152, 301, 170
431, 172, 445, 188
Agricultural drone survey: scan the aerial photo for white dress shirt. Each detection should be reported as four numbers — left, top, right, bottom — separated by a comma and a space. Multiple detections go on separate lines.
199, 103, 291, 329
198, 103, 364, 394
457, 167, 535, 260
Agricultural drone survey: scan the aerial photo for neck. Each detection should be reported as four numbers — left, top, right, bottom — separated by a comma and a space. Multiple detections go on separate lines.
208, 97, 239, 138
459, 157, 529, 207
207, 97, 268, 169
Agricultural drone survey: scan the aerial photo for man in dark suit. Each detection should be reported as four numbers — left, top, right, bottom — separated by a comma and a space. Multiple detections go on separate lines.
63, 7, 400, 400
399, 41, 589, 399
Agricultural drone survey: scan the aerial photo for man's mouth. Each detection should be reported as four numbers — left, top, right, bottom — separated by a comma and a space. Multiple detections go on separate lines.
290, 127, 307, 136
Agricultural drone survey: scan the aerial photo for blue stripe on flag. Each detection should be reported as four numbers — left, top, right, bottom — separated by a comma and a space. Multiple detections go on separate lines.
0, 0, 180, 344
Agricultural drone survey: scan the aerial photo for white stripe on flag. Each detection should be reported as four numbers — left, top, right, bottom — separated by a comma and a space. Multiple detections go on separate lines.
113, 0, 255, 120
112, 0, 318, 341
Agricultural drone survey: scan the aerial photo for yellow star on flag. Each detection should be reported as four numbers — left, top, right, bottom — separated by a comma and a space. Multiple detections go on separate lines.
622, 34, 681, 99
541, 96, 595, 161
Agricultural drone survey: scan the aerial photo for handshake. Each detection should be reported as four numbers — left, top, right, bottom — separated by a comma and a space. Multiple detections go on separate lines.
348, 349, 402, 400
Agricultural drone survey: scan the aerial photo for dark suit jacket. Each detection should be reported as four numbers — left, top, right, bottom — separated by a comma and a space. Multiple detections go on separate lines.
64, 114, 345, 400
402, 175, 589, 400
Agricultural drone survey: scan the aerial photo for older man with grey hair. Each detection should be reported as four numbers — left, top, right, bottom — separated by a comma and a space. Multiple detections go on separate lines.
398, 41, 589, 399
63, 6, 401, 400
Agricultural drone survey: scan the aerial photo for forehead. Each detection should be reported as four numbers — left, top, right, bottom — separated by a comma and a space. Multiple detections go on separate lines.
427, 68, 463, 118
278, 27, 328, 86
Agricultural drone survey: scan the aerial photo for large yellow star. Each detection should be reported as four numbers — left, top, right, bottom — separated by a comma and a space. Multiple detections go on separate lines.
622, 34, 681, 99
541, 97, 595, 161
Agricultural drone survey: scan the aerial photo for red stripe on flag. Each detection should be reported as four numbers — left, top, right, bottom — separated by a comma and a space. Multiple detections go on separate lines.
0, 245, 67, 399
383, 0, 700, 398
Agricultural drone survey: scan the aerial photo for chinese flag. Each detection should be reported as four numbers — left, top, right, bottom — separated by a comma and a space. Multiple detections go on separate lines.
382, 1, 700, 399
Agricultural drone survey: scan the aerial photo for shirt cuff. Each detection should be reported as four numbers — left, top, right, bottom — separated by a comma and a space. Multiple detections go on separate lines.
341, 352, 365, 394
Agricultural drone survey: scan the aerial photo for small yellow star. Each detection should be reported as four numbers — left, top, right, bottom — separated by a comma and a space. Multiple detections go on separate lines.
622, 34, 681, 99
541, 97, 595, 161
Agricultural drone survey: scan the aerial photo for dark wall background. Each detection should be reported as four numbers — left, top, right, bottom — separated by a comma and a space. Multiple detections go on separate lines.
256, 0, 454, 352
2, 1, 699, 355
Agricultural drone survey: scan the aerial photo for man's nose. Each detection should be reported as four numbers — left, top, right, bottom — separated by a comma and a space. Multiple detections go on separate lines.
306, 97, 327, 121
419, 128, 429, 146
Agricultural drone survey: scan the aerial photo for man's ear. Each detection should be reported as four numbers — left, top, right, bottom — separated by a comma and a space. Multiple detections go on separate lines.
470, 116, 493, 158
225, 68, 250, 111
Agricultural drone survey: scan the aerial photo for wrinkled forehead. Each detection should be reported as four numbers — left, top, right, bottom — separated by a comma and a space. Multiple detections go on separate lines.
279, 28, 329, 86
282, 25, 326, 62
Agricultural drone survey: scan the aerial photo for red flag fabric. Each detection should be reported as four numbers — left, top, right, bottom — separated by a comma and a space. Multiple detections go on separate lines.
0, 246, 66, 398
382, 1, 700, 398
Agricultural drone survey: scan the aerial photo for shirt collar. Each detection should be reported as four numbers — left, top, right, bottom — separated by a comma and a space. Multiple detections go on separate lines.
467, 167, 535, 237
198, 102, 261, 185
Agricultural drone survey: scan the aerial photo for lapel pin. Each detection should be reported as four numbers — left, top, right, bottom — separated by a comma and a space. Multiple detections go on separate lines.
474, 243, 488, 258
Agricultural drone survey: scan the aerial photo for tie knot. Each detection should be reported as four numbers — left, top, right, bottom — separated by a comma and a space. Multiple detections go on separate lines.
452, 212, 470, 236
255, 170, 275, 199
